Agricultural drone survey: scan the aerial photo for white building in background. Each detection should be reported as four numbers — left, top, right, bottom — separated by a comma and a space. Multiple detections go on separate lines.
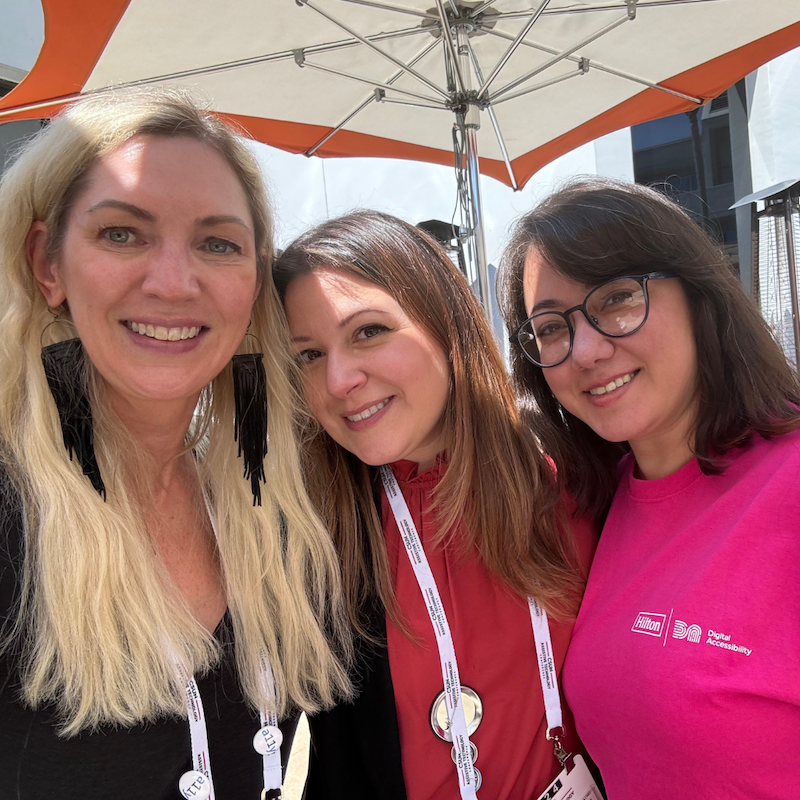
2, 0, 799, 293
748, 52, 800, 193
0, 0, 41, 170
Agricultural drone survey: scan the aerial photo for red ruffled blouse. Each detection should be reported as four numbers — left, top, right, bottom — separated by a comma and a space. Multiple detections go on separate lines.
382, 459, 596, 800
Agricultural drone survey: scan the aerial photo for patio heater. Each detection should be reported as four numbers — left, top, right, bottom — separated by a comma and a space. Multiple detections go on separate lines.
732, 179, 800, 369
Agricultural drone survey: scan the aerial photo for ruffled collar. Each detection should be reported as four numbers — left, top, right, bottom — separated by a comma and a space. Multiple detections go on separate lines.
388, 455, 447, 486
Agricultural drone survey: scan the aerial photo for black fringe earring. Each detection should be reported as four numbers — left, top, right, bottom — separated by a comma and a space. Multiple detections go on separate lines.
232, 347, 268, 506
41, 337, 106, 499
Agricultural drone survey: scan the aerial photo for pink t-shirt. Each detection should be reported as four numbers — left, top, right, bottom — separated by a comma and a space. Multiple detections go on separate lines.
563, 429, 800, 798
384, 460, 596, 800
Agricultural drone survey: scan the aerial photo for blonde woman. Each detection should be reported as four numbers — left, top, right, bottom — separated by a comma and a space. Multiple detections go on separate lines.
0, 89, 351, 799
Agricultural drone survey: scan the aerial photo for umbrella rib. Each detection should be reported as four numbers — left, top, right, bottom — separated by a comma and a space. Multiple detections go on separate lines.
482, 27, 702, 104
488, 13, 631, 101
587, 61, 702, 103
477, 0, 551, 98
469, 0, 499, 18
305, 36, 442, 156
491, 65, 588, 105
301, 59, 447, 105
0, 95, 78, 120
378, 96, 453, 110
466, 39, 518, 190
331, 0, 439, 20
434, 0, 466, 93
491, 0, 730, 19
485, 109, 516, 187
306, 96, 375, 156
300, 0, 450, 99
83, 27, 428, 90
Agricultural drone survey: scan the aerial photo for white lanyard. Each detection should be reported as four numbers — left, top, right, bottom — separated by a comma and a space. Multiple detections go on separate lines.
528, 597, 569, 763
380, 466, 567, 799
177, 665, 216, 800
257, 659, 283, 794
381, 465, 478, 800
175, 482, 283, 800
175, 660, 282, 800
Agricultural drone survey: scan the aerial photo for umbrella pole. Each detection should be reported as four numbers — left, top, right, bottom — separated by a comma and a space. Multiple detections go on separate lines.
784, 188, 800, 368
464, 124, 492, 320
455, 23, 492, 323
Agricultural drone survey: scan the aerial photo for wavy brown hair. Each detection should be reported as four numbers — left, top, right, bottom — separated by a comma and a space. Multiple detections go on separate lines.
274, 211, 586, 633
499, 177, 800, 520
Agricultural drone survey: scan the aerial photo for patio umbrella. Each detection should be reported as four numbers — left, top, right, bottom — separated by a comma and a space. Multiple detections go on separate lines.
2, 0, 800, 313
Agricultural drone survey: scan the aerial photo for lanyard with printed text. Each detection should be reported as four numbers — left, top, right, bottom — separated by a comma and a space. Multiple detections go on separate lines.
175, 658, 282, 800
528, 598, 570, 765
381, 465, 573, 797
381, 465, 479, 800
174, 480, 283, 799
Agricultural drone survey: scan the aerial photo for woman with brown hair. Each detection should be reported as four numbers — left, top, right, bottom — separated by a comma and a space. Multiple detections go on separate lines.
500, 177, 800, 798
273, 210, 598, 800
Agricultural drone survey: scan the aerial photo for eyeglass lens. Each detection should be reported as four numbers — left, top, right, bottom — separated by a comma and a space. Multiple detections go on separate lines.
518, 277, 647, 367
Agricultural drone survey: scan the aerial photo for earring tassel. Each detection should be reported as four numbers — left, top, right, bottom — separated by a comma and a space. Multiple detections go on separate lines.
232, 353, 268, 506
41, 338, 106, 499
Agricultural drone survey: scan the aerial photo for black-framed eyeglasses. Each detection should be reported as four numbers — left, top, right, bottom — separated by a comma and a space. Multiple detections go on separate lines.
510, 271, 678, 368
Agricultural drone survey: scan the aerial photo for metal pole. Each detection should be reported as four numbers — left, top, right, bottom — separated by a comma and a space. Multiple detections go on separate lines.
749, 205, 758, 299
455, 24, 491, 321
464, 126, 491, 319
783, 190, 800, 368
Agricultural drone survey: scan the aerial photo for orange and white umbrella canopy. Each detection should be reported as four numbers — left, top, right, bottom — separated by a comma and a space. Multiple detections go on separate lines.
1, 0, 800, 189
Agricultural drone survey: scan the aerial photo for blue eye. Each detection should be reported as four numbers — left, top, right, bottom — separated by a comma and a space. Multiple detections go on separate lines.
206, 238, 241, 255
100, 227, 135, 244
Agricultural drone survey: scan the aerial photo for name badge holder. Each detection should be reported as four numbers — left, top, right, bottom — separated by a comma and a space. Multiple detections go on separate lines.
381, 465, 601, 800
175, 659, 283, 800
174, 480, 284, 800
528, 599, 601, 800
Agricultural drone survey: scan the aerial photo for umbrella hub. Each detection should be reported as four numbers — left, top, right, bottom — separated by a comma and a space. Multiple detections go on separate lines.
421, 3, 499, 40
447, 90, 488, 114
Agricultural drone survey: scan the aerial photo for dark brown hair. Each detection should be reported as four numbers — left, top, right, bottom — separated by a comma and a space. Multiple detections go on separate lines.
274, 211, 585, 633
499, 177, 800, 519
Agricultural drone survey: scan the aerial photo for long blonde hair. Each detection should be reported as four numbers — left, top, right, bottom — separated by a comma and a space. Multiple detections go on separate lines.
273, 211, 585, 637
0, 88, 351, 735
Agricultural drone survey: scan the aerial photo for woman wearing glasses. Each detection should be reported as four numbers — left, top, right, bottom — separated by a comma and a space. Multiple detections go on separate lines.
273, 211, 599, 800
500, 177, 800, 797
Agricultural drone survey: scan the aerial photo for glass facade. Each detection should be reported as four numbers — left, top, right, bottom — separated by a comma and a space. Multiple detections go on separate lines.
631, 91, 739, 270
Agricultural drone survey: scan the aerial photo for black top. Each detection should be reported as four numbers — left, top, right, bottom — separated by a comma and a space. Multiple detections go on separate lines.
304, 606, 407, 800
0, 478, 296, 800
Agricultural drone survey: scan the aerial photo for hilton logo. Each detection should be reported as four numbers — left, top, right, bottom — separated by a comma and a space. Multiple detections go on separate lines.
631, 612, 667, 637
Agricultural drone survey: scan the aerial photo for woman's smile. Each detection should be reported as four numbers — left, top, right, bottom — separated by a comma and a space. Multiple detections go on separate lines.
124, 320, 204, 341
121, 319, 209, 354
343, 396, 394, 426
586, 370, 639, 397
